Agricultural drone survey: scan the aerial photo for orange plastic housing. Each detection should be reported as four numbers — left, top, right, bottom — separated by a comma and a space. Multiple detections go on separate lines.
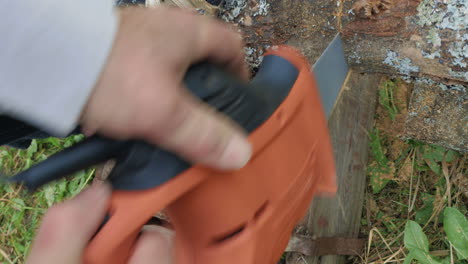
83, 45, 337, 264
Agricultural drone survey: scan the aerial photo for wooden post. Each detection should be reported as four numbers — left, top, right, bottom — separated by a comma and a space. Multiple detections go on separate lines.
288, 71, 382, 263
217, 1, 386, 262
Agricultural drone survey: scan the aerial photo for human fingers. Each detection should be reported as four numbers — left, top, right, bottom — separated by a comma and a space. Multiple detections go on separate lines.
25, 183, 111, 264
138, 84, 252, 170
189, 15, 249, 81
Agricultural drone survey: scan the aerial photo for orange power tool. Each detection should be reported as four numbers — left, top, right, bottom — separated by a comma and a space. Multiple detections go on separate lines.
7, 34, 349, 264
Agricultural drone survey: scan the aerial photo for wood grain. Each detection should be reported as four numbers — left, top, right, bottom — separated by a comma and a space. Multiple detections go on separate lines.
286, 71, 382, 263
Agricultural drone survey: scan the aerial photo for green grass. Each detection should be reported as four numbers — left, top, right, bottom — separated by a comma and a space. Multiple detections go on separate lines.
354, 79, 468, 264
367, 127, 396, 194
0, 135, 95, 263
378, 79, 399, 121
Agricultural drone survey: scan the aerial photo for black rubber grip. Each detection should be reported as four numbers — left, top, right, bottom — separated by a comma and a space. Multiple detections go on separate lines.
9, 55, 299, 191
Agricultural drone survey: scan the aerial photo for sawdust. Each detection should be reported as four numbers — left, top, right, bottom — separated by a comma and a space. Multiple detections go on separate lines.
352, 0, 394, 19
343, 0, 420, 37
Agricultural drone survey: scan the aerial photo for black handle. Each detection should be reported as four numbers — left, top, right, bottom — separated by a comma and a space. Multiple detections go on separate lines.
9, 55, 299, 191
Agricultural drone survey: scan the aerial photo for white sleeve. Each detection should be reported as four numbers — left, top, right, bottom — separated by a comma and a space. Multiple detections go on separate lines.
0, 0, 118, 136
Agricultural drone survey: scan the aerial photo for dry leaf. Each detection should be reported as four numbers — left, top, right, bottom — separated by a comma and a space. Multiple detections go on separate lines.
453, 172, 468, 199
397, 154, 413, 184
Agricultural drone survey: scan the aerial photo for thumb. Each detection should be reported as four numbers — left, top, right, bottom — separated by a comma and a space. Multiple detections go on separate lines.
143, 88, 253, 170
128, 225, 174, 264
26, 183, 111, 264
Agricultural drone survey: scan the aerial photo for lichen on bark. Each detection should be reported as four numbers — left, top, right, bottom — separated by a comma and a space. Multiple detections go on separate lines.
383, 50, 420, 75
414, 0, 467, 80
342, 0, 467, 83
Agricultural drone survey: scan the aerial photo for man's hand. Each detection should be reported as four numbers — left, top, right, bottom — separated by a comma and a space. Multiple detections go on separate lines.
26, 183, 174, 264
80, 6, 252, 170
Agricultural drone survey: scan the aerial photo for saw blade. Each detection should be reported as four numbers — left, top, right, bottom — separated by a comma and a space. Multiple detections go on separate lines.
312, 34, 349, 119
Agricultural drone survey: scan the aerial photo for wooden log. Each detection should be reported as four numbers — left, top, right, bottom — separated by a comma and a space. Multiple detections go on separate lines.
340, 0, 467, 84
402, 80, 467, 152
220, 0, 340, 69
337, 0, 467, 152
227, 0, 466, 83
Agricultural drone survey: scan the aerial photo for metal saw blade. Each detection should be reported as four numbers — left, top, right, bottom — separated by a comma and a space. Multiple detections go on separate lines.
312, 34, 349, 119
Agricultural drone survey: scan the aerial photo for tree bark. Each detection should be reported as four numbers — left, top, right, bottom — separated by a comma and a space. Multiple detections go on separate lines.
230, 0, 466, 84
341, 0, 467, 84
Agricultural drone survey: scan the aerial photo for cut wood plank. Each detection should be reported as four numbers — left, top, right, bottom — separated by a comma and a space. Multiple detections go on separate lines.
286, 71, 382, 263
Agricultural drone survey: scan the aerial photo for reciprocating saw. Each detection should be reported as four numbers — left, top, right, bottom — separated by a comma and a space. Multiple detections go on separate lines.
5, 35, 349, 264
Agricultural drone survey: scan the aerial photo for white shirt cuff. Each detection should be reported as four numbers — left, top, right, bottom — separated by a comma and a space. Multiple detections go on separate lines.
0, 0, 118, 136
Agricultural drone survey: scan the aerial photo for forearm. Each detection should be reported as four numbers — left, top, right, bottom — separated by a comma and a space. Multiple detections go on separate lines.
0, 0, 118, 136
